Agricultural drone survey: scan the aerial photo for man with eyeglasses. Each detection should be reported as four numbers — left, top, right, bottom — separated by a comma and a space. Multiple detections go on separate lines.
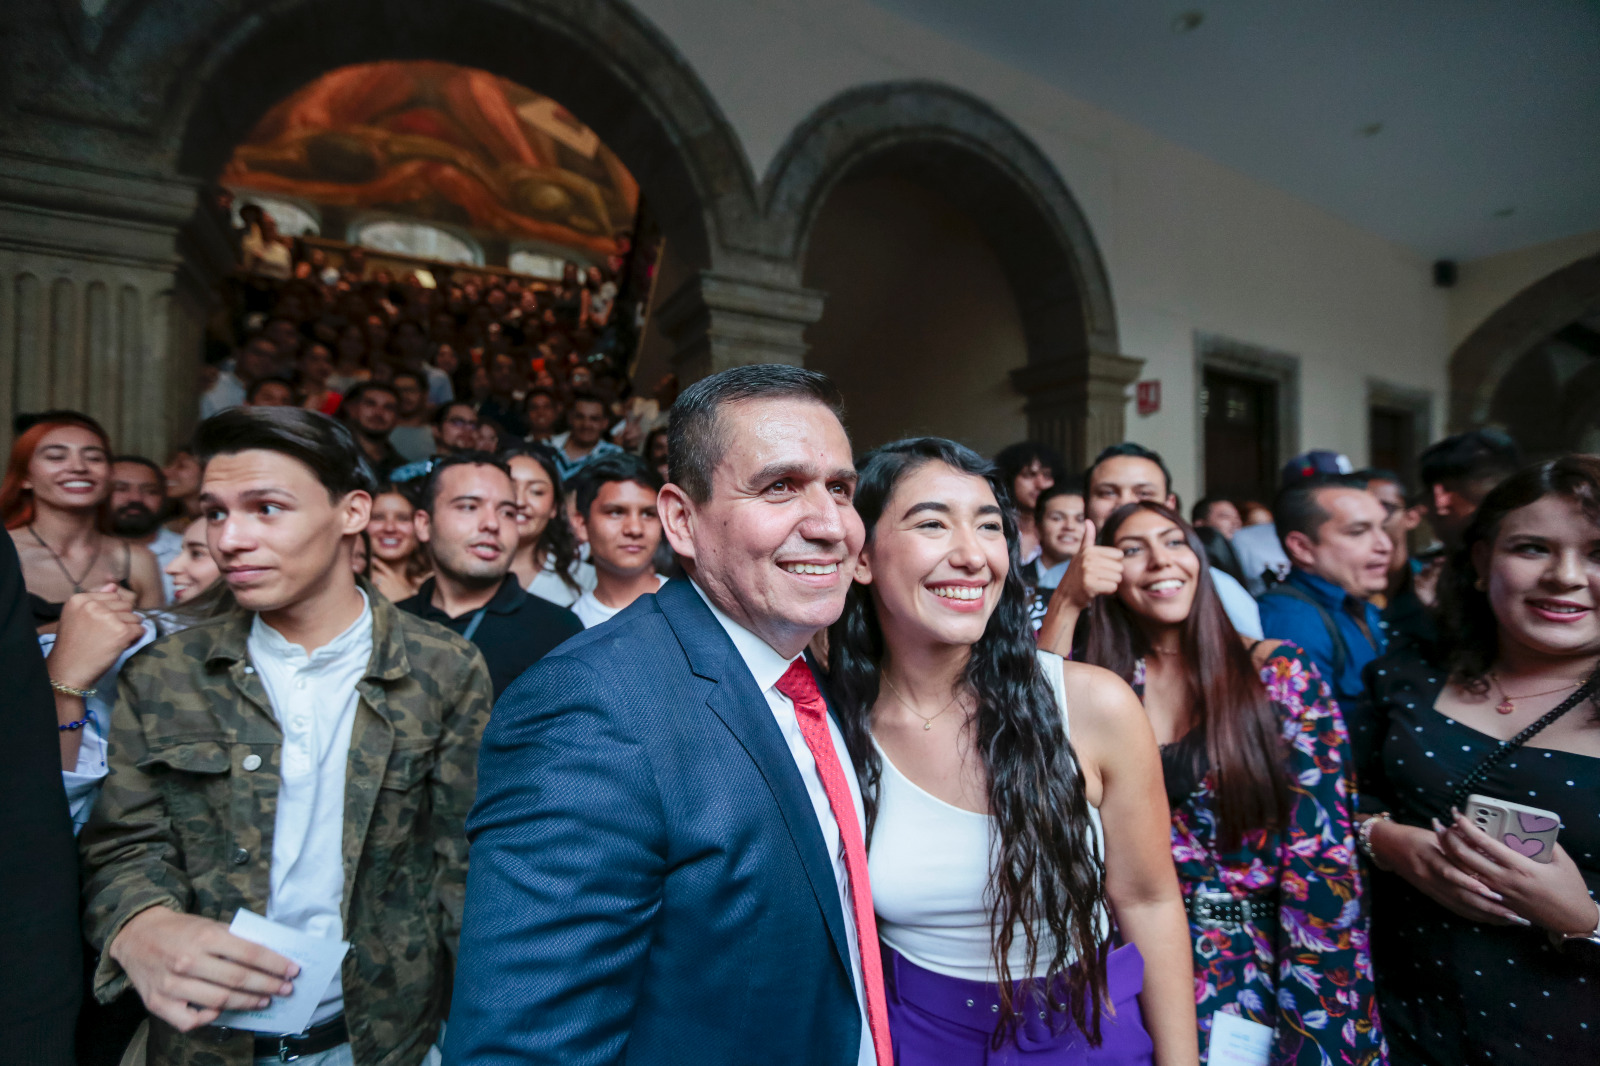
431, 401, 480, 458
388, 402, 481, 486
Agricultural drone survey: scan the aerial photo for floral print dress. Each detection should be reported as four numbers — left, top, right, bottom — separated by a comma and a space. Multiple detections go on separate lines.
1132, 644, 1386, 1065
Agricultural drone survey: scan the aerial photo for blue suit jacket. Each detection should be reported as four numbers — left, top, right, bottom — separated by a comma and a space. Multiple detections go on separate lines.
443, 578, 862, 1065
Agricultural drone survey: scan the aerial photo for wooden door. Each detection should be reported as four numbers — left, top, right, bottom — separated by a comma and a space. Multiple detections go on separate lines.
1368, 405, 1417, 486
1202, 368, 1278, 503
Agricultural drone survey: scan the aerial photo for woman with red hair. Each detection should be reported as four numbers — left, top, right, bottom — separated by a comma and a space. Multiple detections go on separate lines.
3, 412, 163, 624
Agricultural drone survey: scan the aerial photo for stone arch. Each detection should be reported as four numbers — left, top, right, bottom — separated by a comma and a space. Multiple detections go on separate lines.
154, 0, 760, 273
1449, 250, 1600, 432
761, 81, 1134, 464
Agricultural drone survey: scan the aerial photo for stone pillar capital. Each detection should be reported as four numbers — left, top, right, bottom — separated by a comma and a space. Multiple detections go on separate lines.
657, 270, 826, 381
1009, 350, 1145, 468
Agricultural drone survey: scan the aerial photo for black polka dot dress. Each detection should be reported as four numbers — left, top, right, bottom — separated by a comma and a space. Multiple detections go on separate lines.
1361, 651, 1599, 1064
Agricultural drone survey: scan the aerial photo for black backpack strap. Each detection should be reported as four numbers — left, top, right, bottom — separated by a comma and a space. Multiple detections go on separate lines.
1262, 583, 1348, 680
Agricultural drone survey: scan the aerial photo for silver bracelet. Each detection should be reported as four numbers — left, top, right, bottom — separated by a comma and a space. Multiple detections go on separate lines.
1549, 901, 1600, 950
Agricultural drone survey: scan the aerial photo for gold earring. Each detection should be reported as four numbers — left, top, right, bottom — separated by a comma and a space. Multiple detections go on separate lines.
1474, 577, 1486, 591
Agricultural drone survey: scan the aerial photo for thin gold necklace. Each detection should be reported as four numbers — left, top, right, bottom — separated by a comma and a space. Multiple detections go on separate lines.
881, 671, 964, 731
1490, 672, 1583, 716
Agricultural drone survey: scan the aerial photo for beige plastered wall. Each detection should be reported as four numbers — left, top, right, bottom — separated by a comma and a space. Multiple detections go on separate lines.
1448, 229, 1600, 351
635, 0, 1454, 502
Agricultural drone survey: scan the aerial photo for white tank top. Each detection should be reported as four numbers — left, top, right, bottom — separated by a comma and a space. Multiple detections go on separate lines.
867, 650, 1107, 982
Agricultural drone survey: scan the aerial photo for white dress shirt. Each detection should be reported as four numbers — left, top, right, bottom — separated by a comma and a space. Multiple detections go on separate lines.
247, 592, 373, 1026
690, 582, 875, 1066
1210, 567, 1264, 640
41, 618, 159, 833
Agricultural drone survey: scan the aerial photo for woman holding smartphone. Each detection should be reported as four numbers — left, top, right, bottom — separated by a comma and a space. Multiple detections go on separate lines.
1357, 456, 1600, 1064
1078, 501, 1383, 1064
828, 438, 1197, 1066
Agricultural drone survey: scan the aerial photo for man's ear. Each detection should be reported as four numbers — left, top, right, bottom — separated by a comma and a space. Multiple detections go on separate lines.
1165, 493, 1178, 511
341, 491, 372, 537
657, 483, 697, 563
1283, 529, 1318, 570
569, 505, 588, 545
1402, 504, 1425, 533
413, 508, 432, 545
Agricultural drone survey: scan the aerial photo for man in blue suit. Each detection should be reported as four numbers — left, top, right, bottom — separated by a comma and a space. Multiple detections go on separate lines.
445, 365, 887, 1066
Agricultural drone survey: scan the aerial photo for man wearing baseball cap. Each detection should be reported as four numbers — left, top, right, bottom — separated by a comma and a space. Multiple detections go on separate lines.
1231, 450, 1351, 595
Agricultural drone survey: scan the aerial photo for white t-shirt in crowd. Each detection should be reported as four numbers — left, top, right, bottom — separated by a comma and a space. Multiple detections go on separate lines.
572, 574, 666, 628
525, 556, 597, 608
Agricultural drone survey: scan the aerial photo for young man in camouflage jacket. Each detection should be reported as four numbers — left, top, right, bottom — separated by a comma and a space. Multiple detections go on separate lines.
80, 408, 493, 1066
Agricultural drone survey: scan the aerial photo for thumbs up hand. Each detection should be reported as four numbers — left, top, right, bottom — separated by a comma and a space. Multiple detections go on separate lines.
1053, 519, 1125, 612
1036, 520, 1126, 657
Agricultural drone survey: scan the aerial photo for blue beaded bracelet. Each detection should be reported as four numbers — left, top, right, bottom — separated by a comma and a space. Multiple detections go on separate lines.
58, 715, 91, 732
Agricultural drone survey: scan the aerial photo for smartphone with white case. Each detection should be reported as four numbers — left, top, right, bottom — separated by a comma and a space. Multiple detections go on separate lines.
1464, 794, 1562, 864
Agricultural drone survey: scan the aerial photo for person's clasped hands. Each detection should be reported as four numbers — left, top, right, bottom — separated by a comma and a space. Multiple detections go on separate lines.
49, 583, 145, 691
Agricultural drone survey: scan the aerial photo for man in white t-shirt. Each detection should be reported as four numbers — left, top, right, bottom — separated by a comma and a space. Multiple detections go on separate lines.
568, 453, 665, 627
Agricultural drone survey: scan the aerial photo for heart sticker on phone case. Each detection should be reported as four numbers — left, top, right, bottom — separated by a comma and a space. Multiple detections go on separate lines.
1504, 833, 1547, 858
1517, 812, 1559, 833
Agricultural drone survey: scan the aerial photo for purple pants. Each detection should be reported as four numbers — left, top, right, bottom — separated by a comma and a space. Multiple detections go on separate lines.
884, 944, 1154, 1065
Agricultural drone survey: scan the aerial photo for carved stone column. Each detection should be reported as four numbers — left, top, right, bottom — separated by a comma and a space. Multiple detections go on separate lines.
655, 270, 826, 381
0, 153, 229, 456
1009, 350, 1145, 470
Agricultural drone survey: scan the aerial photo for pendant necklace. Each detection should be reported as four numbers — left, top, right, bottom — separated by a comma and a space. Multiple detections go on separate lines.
27, 523, 101, 594
1490, 672, 1581, 716
881, 672, 963, 731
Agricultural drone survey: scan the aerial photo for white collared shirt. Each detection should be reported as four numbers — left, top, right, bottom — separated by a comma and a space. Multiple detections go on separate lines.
690, 582, 875, 1066
247, 591, 373, 1025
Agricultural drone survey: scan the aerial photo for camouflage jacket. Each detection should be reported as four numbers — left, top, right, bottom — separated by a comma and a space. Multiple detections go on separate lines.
79, 581, 493, 1066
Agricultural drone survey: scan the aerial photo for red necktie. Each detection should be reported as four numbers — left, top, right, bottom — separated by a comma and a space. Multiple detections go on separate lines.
775, 659, 892, 1066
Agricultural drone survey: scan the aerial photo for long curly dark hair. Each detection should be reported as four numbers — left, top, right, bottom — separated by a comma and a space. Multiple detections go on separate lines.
1439, 454, 1600, 717
1082, 501, 1290, 848
498, 443, 581, 595
825, 437, 1109, 1046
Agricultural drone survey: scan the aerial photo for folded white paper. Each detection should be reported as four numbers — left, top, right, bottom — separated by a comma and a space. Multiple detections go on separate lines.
1209, 1010, 1273, 1066
214, 910, 349, 1035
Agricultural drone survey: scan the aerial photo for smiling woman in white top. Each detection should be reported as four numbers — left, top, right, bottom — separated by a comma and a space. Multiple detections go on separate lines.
826, 437, 1197, 1066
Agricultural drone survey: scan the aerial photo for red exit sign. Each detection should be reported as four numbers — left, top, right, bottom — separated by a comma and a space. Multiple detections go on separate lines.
1136, 380, 1161, 416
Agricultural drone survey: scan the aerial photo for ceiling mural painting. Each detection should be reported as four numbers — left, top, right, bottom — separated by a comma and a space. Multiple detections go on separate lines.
223, 61, 639, 257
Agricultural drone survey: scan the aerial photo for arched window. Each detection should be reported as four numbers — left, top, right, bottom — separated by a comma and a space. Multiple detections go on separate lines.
508, 250, 568, 280
230, 194, 319, 237
352, 220, 480, 265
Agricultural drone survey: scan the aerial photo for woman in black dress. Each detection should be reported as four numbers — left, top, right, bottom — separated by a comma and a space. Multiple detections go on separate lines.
1357, 456, 1600, 1064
